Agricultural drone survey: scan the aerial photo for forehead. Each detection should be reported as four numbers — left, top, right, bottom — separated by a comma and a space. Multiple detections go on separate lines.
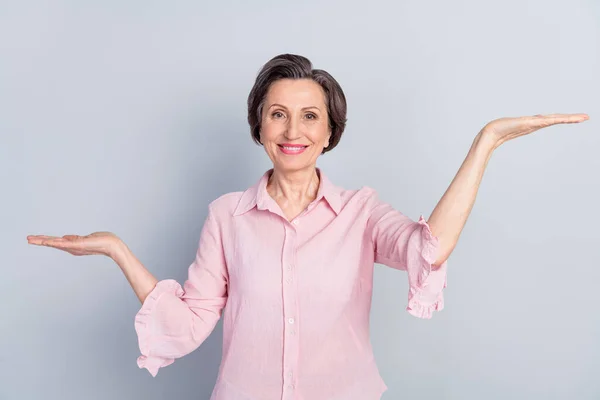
265, 79, 326, 107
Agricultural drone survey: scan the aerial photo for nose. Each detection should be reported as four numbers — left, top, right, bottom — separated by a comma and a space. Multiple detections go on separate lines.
284, 115, 302, 140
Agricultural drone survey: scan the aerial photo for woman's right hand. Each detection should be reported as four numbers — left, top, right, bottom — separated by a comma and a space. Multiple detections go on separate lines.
28, 231, 157, 303
27, 231, 121, 258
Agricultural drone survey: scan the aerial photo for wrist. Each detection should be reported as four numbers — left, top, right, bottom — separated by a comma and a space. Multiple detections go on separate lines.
473, 129, 498, 154
109, 239, 129, 263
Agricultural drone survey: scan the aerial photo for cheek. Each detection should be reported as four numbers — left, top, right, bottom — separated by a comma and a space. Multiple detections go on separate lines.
308, 127, 330, 145
260, 125, 277, 143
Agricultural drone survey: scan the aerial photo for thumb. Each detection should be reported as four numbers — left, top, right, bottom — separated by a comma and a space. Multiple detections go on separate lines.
62, 235, 80, 240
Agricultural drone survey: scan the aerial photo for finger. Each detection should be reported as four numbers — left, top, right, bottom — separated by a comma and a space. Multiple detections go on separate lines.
39, 238, 69, 247
28, 234, 79, 245
547, 113, 589, 122
543, 113, 588, 118
27, 235, 60, 240
30, 237, 73, 248
27, 235, 60, 245
27, 236, 52, 244
534, 113, 589, 125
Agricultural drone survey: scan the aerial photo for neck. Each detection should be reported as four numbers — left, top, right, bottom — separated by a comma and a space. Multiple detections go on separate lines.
267, 166, 320, 205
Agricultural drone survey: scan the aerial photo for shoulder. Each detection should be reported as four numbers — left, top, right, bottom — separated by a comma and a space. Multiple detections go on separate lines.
338, 185, 380, 209
207, 191, 245, 219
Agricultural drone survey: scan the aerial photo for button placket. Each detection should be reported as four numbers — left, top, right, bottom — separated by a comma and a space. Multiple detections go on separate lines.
282, 225, 299, 396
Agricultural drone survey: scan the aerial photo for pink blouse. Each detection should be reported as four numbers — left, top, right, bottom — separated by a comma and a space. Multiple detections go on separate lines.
134, 168, 448, 400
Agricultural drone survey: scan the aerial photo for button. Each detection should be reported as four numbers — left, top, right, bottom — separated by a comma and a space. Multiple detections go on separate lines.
288, 318, 295, 324
292, 219, 299, 226
286, 371, 293, 378
287, 264, 293, 271
287, 384, 295, 390
286, 277, 292, 284
289, 329, 296, 335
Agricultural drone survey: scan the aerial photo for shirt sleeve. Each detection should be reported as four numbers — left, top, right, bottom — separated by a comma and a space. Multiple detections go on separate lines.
134, 205, 229, 376
365, 190, 447, 319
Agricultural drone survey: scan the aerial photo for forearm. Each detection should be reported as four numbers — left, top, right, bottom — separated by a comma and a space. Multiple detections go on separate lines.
427, 130, 496, 265
110, 240, 159, 304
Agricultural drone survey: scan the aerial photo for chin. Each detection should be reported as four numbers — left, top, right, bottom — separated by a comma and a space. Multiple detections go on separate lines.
274, 161, 314, 173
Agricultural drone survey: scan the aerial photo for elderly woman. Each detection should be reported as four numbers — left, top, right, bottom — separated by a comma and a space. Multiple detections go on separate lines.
28, 54, 588, 400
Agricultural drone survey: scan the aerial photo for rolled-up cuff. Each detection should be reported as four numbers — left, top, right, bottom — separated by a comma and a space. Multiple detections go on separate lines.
406, 216, 448, 319
134, 279, 184, 376
136, 354, 175, 377
407, 285, 445, 319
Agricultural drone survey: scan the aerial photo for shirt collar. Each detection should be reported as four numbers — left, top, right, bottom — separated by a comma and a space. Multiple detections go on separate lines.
233, 168, 342, 216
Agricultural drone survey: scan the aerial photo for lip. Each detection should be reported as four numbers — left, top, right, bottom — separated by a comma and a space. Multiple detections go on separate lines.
278, 143, 309, 155
278, 143, 309, 148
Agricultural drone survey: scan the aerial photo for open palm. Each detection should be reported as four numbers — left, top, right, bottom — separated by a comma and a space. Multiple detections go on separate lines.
483, 113, 589, 148
27, 231, 120, 257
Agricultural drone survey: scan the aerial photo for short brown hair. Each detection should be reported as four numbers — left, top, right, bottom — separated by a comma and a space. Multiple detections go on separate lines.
247, 54, 347, 154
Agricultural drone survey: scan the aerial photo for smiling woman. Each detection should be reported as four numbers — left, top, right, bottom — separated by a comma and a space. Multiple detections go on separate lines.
247, 54, 347, 155
26, 53, 589, 400
259, 79, 332, 171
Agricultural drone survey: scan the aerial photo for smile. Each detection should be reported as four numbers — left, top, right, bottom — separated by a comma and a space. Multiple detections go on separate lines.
278, 144, 308, 155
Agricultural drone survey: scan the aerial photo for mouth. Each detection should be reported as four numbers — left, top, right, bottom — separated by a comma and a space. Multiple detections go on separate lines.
278, 144, 309, 155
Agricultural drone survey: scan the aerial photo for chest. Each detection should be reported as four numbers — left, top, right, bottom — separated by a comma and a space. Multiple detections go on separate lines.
223, 207, 375, 306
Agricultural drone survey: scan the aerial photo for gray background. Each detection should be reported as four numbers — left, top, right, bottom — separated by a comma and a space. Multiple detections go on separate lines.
2, 0, 599, 399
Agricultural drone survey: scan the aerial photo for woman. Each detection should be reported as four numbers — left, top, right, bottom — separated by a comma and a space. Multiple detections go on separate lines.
27, 54, 589, 400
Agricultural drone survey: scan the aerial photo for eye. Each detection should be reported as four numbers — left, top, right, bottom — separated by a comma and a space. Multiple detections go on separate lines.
272, 111, 285, 119
305, 113, 317, 120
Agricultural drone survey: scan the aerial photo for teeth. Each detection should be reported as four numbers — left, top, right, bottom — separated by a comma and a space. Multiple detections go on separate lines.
283, 146, 305, 151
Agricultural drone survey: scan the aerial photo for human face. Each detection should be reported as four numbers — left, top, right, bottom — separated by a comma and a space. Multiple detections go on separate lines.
260, 79, 331, 173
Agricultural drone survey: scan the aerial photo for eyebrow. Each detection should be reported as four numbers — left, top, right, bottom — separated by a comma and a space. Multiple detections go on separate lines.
268, 103, 321, 112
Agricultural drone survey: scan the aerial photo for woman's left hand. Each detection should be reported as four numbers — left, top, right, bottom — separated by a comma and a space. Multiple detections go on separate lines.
481, 113, 589, 149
